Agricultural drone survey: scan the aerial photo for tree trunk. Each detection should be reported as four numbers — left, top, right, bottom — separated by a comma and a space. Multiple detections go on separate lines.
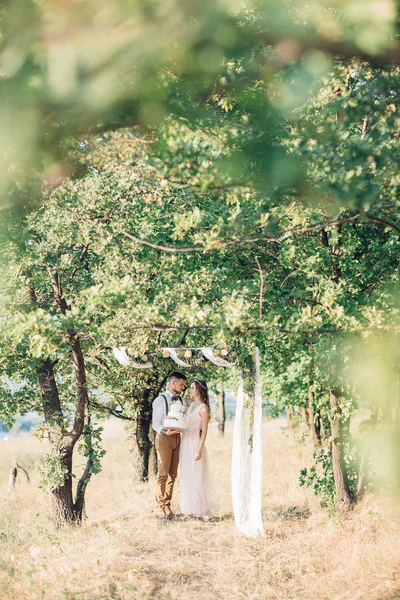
8, 463, 18, 491
320, 413, 329, 439
37, 358, 64, 441
307, 359, 322, 447
323, 226, 354, 512
51, 445, 77, 526
217, 381, 226, 435
300, 406, 308, 426
74, 418, 96, 523
315, 409, 323, 444
8, 462, 30, 491
148, 427, 158, 477
37, 359, 77, 524
52, 488, 77, 525
50, 439, 95, 526
329, 386, 354, 512
287, 407, 294, 430
131, 391, 152, 482
307, 405, 322, 448
69, 332, 89, 443
34, 274, 92, 526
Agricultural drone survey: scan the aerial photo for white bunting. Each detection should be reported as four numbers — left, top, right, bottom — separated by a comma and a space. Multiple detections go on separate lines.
160, 348, 192, 367
200, 347, 235, 367
112, 347, 153, 369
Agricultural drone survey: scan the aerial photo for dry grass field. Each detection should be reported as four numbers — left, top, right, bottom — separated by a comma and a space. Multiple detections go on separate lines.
0, 417, 399, 600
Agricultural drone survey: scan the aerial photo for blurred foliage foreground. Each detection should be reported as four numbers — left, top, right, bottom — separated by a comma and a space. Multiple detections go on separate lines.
0, 0, 400, 524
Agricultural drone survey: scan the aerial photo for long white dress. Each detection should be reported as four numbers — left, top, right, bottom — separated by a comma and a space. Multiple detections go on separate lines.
179, 403, 216, 518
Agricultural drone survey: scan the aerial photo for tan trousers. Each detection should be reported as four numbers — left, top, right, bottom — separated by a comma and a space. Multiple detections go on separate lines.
155, 432, 180, 508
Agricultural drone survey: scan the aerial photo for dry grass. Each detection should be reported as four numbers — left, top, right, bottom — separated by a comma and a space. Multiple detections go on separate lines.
0, 418, 399, 600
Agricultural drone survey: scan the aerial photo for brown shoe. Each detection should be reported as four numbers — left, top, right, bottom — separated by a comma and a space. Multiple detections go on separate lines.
154, 507, 166, 519
164, 507, 174, 520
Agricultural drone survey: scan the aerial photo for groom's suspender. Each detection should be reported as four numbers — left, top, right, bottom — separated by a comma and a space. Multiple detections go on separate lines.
161, 394, 169, 416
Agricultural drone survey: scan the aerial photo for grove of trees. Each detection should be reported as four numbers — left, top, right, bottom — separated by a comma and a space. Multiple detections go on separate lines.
0, 0, 399, 525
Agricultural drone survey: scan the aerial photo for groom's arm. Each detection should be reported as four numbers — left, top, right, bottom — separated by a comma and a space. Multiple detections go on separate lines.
152, 396, 165, 434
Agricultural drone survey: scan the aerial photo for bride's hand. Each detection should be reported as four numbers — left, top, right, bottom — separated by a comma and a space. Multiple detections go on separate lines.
165, 429, 180, 436
194, 449, 202, 461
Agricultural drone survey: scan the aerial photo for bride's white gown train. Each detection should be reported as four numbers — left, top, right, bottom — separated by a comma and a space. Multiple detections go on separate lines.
179, 403, 216, 518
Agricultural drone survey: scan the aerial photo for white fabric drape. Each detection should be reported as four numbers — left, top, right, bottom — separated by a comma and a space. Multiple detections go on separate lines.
200, 347, 235, 367
231, 347, 264, 538
112, 347, 153, 369
161, 348, 192, 367
113, 346, 236, 369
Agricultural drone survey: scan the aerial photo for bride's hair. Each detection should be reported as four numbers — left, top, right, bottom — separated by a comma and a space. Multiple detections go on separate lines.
193, 380, 211, 420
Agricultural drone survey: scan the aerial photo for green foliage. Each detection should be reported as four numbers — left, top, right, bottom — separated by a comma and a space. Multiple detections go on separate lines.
0, 0, 399, 224
300, 448, 336, 508
79, 423, 106, 476
38, 447, 70, 495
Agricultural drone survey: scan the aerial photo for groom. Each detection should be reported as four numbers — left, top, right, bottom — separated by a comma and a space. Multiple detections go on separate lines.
152, 371, 188, 520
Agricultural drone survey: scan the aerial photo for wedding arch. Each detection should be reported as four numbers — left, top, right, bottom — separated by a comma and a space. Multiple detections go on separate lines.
113, 345, 265, 538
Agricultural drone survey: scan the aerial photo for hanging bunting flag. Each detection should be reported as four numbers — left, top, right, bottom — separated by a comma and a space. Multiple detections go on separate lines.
112, 347, 153, 369
200, 347, 235, 367
160, 348, 192, 367
112, 346, 234, 369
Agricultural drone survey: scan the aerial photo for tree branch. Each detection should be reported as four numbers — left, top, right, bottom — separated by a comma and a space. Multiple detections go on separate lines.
89, 400, 135, 421
365, 213, 400, 234
119, 322, 394, 336
255, 257, 264, 319
71, 244, 90, 279
121, 209, 400, 255
120, 213, 364, 254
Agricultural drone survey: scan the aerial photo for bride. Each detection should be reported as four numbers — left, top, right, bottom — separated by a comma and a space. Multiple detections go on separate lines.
180, 379, 216, 520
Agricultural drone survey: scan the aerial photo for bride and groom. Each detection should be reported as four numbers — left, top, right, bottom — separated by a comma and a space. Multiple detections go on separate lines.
152, 372, 215, 520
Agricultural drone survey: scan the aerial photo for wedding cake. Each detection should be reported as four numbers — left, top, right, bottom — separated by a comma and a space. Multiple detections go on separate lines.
164, 402, 188, 431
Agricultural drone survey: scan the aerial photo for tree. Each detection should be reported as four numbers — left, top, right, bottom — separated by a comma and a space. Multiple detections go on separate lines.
2, 32, 400, 520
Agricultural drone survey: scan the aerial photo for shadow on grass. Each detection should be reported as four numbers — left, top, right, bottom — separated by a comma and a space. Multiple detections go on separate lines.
266, 506, 311, 521
174, 512, 234, 523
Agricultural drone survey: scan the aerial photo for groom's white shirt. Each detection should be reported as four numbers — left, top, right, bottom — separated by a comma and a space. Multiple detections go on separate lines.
152, 390, 188, 434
